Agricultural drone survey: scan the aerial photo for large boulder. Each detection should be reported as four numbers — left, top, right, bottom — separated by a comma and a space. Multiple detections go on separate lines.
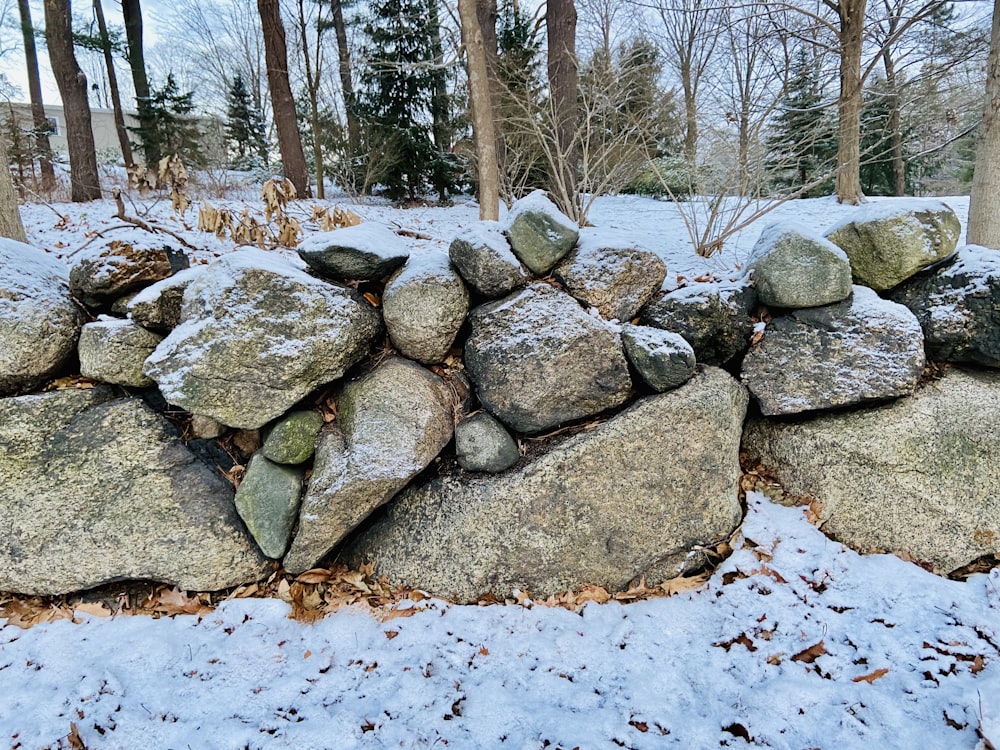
78, 317, 163, 387
889, 245, 1000, 368
297, 223, 409, 281
69, 238, 189, 308
0, 238, 84, 395
382, 252, 469, 363
144, 249, 382, 429
740, 286, 924, 416
743, 367, 1000, 574
553, 228, 666, 321
748, 222, 853, 308
127, 266, 205, 332
502, 190, 579, 274
640, 279, 757, 366
448, 222, 530, 298
0, 387, 268, 595
282, 357, 456, 573
824, 199, 961, 291
464, 284, 632, 433
344, 367, 748, 601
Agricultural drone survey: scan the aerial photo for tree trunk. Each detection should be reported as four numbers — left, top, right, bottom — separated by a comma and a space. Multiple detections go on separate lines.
835, 0, 867, 205
0, 137, 28, 243
17, 0, 55, 192
258, 0, 312, 198
968, 0, 1000, 249
94, 0, 134, 168
122, 0, 156, 164
330, 0, 360, 161
429, 0, 451, 202
296, 0, 324, 198
546, 0, 579, 221
681, 61, 697, 169
44, 0, 102, 202
882, 50, 905, 196
460, 0, 499, 220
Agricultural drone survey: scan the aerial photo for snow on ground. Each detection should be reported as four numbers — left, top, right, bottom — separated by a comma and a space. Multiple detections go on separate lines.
1, 495, 998, 749
5, 191, 990, 748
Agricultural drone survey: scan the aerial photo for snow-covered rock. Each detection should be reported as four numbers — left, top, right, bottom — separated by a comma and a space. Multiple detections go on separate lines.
127, 265, 205, 332
640, 279, 757, 366
464, 284, 632, 434
69, 238, 189, 308
283, 357, 456, 573
143, 249, 382, 429
743, 367, 1000, 573
621, 323, 696, 392
454, 411, 520, 473
234, 453, 304, 559
889, 245, 1000, 367
553, 227, 666, 321
741, 286, 925, 415
0, 238, 84, 395
382, 252, 469, 363
502, 190, 579, 274
78, 317, 163, 387
748, 222, 852, 308
824, 199, 961, 291
344, 367, 747, 601
297, 223, 409, 281
448, 221, 530, 298
0, 387, 268, 595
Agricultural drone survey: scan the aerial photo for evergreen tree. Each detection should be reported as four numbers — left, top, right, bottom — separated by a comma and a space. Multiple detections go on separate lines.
225, 72, 268, 169
766, 47, 837, 196
859, 76, 905, 196
358, 0, 456, 202
130, 74, 205, 166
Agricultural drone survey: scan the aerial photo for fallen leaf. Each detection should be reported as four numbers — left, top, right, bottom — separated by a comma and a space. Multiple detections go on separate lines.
852, 668, 889, 684
792, 640, 827, 664
73, 602, 111, 619
384, 630, 399, 640
67, 722, 86, 749
295, 569, 333, 585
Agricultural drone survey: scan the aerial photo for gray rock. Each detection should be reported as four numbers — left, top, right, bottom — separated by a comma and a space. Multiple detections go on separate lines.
743, 367, 1000, 574
0, 238, 84, 395
553, 228, 666, 321
297, 223, 409, 281
127, 266, 205, 332
78, 317, 163, 387
234, 453, 304, 558
749, 222, 853, 308
741, 286, 925, 416
383, 253, 469, 363
448, 221, 530, 298
464, 284, 632, 434
144, 249, 382, 429
0, 387, 268, 595
502, 190, 579, 274
621, 324, 696, 392
191, 414, 227, 439
640, 279, 757, 365
69, 239, 189, 308
344, 367, 747, 601
262, 410, 324, 464
889, 245, 1000, 367
283, 357, 456, 572
455, 412, 520, 472
825, 199, 961, 291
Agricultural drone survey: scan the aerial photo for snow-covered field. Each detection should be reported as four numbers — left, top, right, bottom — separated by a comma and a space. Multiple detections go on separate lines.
3, 192, 995, 749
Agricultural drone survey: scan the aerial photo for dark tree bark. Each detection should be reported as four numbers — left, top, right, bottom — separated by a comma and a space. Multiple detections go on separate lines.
0, 138, 28, 243
94, 0, 134, 168
968, 0, 1000, 249
882, 50, 905, 196
121, 0, 156, 164
44, 0, 102, 201
17, 0, 55, 192
546, 0, 579, 221
460, 0, 499, 220
296, 0, 325, 198
834, 0, 867, 205
428, 0, 452, 202
258, 0, 312, 198
330, 0, 360, 159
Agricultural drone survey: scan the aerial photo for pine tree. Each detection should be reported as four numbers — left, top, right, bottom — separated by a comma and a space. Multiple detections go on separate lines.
130, 74, 205, 166
225, 72, 268, 169
767, 47, 837, 196
358, 0, 456, 202
859, 75, 905, 196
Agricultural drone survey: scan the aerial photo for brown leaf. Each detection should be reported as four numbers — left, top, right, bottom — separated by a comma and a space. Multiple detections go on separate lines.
73, 602, 111, 619
384, 630, 399, 640
852, 668, 889, 684
67, 722, 86, 749
146, 586, 213, 617
295, 569, 333, 585
972, 655, 985, 674
792, 640, 827, 664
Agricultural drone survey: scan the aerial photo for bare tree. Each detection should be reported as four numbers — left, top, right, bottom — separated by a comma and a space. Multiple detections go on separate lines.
329, 0, 360, 161
968, 0, 1000, 249
122, 0, 157, 164
546, 0, 579, 220
0, 136, 27, 242
16, 0, 55, 192
293, 0, 329, 198
460, 0, 499, 219
93, 0, 134, 167
258, 0, 311, 198
44, 0, 102, 201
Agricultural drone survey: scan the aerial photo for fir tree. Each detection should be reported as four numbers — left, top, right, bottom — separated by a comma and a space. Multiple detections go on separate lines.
225, 72, 268, 169
859, 76, 904, 196
130, 74, 204, 166
767, 47, 837, 196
